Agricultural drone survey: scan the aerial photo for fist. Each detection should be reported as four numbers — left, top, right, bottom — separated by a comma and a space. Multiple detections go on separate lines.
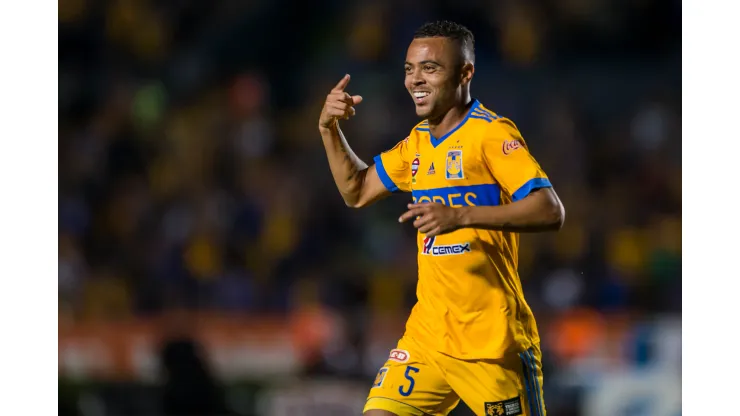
319, 74, 364, 129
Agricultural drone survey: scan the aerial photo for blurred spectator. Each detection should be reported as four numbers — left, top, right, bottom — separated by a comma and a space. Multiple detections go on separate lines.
160, 335, 229, 416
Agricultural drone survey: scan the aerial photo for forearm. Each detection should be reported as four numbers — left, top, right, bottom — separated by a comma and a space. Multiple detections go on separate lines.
457, 189, 564, 233
319, 124, 369, 205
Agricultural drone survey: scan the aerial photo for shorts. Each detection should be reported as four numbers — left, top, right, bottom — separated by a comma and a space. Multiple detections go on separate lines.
364, 336, 546, 416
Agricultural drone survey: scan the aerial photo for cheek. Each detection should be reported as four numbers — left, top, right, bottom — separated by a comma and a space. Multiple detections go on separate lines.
429, 74, 449, 89
438, 77, 459, 94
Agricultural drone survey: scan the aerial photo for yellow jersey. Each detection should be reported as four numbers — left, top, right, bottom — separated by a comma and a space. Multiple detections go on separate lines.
373, 99, 552, 360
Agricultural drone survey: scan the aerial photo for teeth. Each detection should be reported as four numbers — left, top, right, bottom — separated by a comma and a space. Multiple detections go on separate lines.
414, 92, 430, 98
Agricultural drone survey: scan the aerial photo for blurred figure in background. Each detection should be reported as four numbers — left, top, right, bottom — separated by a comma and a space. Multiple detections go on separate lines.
160, 312, 229, 416
160, 338, 227, 416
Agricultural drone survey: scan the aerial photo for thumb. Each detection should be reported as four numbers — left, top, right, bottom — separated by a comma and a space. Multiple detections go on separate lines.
352, 95, 363, 105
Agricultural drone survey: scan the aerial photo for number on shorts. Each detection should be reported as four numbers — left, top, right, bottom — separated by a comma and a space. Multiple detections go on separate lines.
398, 365, 419, 397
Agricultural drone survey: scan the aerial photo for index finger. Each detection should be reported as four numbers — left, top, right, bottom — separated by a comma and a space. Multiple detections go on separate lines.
398, 207, 426, 223
332, 74, 351, 92
406, 203, 431, 210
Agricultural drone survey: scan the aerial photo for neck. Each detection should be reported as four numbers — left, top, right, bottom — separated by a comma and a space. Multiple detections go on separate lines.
427, 96, 474, 138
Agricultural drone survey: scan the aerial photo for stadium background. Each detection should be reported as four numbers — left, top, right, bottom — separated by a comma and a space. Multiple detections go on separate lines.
58, 1, 681, 415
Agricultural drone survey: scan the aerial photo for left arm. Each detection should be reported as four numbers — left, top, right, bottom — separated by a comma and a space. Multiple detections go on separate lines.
398, 187, 564, 236
458, 186, 564, 232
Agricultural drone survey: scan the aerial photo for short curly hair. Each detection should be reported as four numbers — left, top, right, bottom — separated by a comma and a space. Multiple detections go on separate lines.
413, 21, 475, 64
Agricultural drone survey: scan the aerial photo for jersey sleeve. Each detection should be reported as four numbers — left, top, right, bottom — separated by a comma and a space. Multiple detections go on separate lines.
373, 138, 412, 193
482, 122, 552, 202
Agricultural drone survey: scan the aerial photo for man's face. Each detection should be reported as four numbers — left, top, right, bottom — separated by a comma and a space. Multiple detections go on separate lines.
404, 37, 467, 119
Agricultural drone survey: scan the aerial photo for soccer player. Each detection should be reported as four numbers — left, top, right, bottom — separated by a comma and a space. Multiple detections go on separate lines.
318, 21, 565, 416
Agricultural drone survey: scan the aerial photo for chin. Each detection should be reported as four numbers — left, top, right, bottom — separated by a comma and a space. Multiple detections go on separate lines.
415, 106, 434, 119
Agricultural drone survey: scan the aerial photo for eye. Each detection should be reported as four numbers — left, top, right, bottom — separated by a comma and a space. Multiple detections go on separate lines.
404, 66, 413, 74
423, 65, 436, 72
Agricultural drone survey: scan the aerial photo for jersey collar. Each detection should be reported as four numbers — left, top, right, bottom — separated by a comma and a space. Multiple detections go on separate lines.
428, 99, 480, 148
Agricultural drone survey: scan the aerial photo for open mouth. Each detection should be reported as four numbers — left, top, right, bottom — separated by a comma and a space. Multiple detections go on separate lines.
413, 91, 431, 104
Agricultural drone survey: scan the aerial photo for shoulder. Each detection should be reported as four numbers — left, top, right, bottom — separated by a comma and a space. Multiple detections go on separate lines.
411, 119, 430, 133
401, 120, 430, 148
469, 103, 525, 147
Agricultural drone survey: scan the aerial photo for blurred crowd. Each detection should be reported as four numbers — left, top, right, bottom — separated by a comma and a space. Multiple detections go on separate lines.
58, 0, 680, 376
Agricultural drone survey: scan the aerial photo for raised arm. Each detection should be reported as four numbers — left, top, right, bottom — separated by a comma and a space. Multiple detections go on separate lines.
318, 75, 391, 208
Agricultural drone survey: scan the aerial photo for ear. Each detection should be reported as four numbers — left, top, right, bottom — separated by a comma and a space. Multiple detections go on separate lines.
461, 62, 475, 86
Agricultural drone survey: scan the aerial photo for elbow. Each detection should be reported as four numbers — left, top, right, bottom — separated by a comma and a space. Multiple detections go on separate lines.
343, 183, 376, 209
342, 191, 369, 209
339, 185, 363, 208
342, 171, 372, 209
549, 200, 565, 231
346, 193, 375, 209
345, 199, 367, 209
538, 187, 564, 231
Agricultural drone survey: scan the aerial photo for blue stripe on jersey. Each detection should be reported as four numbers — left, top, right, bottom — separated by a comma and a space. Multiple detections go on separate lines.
415, 127, 430, 132
373, 155, 400, 193
412, 183, 501, 207
470, 109, 503, 123
519, 352, 539, 416
473, 107, 496, 117
512, 178, 552, 202
526, 350, 545, 416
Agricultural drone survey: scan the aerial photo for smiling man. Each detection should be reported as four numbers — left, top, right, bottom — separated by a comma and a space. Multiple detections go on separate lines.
317, 21, 565, 416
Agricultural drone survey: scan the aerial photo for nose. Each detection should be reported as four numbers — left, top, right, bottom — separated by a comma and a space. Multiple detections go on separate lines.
410, 69, 425, 86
